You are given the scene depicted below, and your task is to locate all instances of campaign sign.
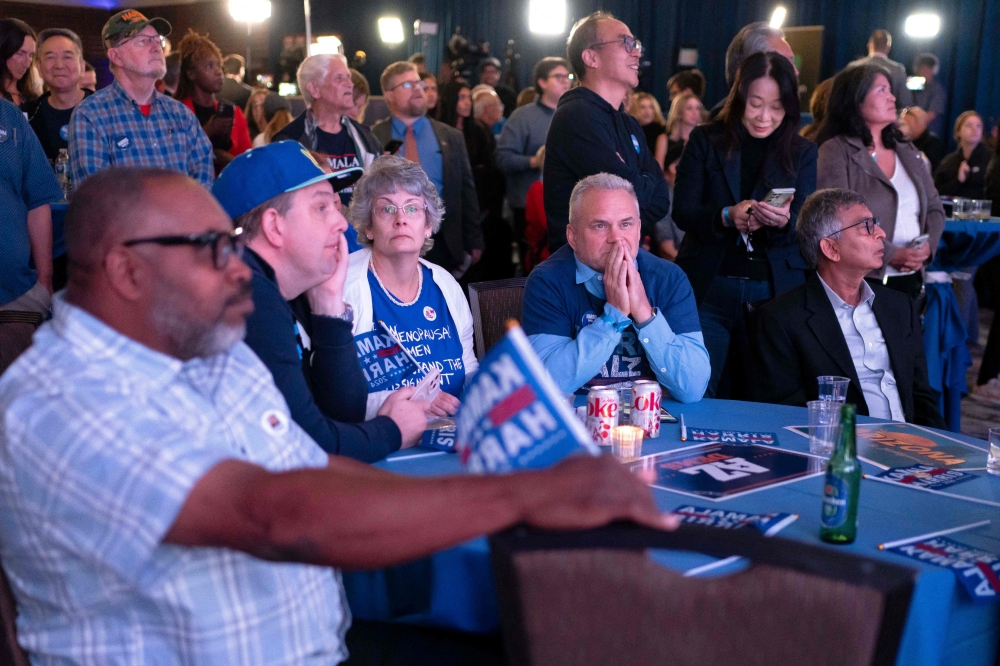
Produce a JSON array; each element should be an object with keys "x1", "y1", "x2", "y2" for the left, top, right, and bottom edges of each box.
[
  {"x1": 886, "y1": 537, "x2": 1000, "y2": 604},
  {"x1": 456, "y1": 325, "x2": 599, "y2": 473},
  {"x1": 421, "y1": 426, "x2": 457, "y2": 452},
  {"x1": 785, "y1": 423, "x2": 987, "y2": 469},
  {"x1": 876, "y1": 465, "x2": 977, "y2": 491},
  {"x1": 689, "y1": 429, "x2": 777, "y2": 445},
  {"x1": 629, "y1": 443, "x2": 825, "y2": 501},
  {"x1": 354, "y1": 329, "x2": 419, "y2": 392},
  {"x1": 674, "y1": 505, "x2": 798, "y2": 536}
]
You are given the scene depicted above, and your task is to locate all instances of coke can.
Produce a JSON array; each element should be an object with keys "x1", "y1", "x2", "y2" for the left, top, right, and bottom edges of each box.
[
  {"x1": 586, "y1": 387, "x2": 619, "y2": 445},
  {"x1": 631, "y1": 380, "x2": 661, "y2": 439}
]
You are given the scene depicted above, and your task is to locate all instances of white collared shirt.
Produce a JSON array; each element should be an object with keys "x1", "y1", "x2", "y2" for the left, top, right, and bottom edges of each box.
[{"x1": 818, "y1": 275, "x2": 906, "y2": 421}]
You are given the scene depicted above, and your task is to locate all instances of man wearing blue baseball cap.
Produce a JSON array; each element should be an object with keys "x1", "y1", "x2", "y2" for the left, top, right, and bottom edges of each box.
[{"x1": 213, "y1": 141, "x2": 426, "y2": 460}]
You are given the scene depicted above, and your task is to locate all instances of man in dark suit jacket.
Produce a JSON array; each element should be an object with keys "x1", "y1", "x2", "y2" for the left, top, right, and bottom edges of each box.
[
  {"x1": 751, "y1": 188, "x2": 946, "y2": 428},
  {"x1": 371, "y1": 61, "x2": 482, "y2": 274}
]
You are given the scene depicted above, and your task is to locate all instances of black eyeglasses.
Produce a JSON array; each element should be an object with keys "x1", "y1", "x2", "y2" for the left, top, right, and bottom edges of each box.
[
  {"x1": 824, "y1": 217, "x2": 881, "y2": 238},
  {"x1": 587, "y1": 35, "x2": 642, "y2": 55},
  {"x1": 123, "y1": 227, "x2": 245, "y2": 270},
  {"x1": 387, "y1": 79, "x2": 426, "y2": 92}
]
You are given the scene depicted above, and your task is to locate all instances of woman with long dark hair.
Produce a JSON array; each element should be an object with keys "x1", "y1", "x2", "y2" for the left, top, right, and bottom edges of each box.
[
  {"x1": 438, "y1": 80, "x2": 512, "y2": 279},
  {"x1": 1, "y1": 19, "x2": 38, "y2": 108},
  {"x1": 673, "y1": 51, "x2": 817, "y2": 398},
  {"x1": 816, "y1": 63, "x2": 944, "y2": 299}
]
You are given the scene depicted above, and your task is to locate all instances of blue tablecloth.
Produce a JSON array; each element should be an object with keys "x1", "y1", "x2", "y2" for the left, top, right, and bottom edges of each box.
[
  {"x1": 922, "y1": 220, "x2": 1000, "y2": 431},
  {"x1": 344, "y1": 398, "x2": 1000, "y2": 666}
]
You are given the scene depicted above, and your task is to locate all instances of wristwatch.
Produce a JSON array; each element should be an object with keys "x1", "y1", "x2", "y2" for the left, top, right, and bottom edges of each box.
[{"x1": 329, "y1": 303, "x2": 354, "y2": 324}]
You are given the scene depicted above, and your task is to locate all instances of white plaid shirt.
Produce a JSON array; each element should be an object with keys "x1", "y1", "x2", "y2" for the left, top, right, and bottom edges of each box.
[{"x1": 0, "y1": 297, "x2": 349, "y2": 665}]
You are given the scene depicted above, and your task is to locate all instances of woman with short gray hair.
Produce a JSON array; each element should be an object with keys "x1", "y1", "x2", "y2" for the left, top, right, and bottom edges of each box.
[{"x1": 343, "y1": 156, "x2": 478, "y2": 420}]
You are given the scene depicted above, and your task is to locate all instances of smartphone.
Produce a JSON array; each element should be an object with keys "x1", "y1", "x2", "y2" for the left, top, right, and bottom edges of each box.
[
  {"x1": 216, "y1": 102, "x2": 235, "y2": 119},
  {"x1": 908, "y1": 234, "x2": 930, "y2": 248},
  {"x1": 411, "y1": 367, "x2": 442, "y2": 403},
  {"x1": 384, "y1": 139, "x2": 404, "y2": 155},
  {"x1": 762, "y1": 188, "x2": 795, "y2": 207}
]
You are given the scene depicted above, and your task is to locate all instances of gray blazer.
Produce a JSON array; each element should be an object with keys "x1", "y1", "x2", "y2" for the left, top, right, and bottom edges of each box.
[
  {"x1": 371, "y1": 117, "x2": 483, "y2": 271},
  {"x1": 817, "y1": 134, "x2": 945, "y2": 279}
]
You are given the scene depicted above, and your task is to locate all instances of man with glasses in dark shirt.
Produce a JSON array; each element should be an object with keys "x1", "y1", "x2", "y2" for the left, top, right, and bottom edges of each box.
[
  {"x1": 751, "y1": 188, "x2": 945, "y2": 427},
  {"x1": 544, "y1": 11, "x2": 669, "y2": 252},
  {"x1": 371, "y1": 62, "x2": 482, "y2": 276}
]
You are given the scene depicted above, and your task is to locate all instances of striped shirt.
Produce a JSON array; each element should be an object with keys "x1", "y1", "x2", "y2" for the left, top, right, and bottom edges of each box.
[
  {"x1": 0, "y1": 296, "x2": 350, "y2": 664},
  {"x1": 68, "y1": 80, "x2": 214, "y2": 188}
]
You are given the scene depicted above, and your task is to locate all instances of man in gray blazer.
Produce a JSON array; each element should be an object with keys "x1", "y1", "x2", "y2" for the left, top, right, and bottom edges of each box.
[
  {"x1": 371, "y1": 61, "x2": 483, "y2": 275},
  {"x1": 848, "y1": 30, "x2": 912, "y2": 109}
]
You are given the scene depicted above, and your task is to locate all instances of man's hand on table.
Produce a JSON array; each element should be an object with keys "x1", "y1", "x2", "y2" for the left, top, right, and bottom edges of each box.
[
  {"x1": 518, "y1": 454, "x2": 680, "y2": 532},
  {"x1": 378, "y1": 387, "x2": 429, "y2": 448}
]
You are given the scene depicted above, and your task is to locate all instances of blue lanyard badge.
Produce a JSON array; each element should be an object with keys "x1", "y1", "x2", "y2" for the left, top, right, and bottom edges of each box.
[{"x1": 631, "y1": 134, "x2": 641, "y2": 154}]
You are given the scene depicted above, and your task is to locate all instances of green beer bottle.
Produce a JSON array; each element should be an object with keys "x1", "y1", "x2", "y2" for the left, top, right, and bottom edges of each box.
[{"x1": 820, "y1": 403, "x2": 860, "y2": 544}]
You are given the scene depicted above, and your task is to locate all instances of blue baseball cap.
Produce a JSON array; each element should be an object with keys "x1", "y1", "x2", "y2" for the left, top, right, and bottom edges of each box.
[{"x1": 212, "y1": 141, "x2": 362, "y2": 220}]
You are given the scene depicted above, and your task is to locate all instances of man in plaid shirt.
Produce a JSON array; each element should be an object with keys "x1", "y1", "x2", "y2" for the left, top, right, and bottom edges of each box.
[
  {"x1": 68, "y1": 9, "x2": 212, "y2": 189},
  {"x1": 0, "y1": 166, "x2": 675, "y2": 663}
]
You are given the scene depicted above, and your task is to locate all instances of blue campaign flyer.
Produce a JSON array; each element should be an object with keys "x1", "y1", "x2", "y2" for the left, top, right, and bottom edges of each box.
[
  {"x1": 421, "y1": 426, "x2": 457, "y2": 452},
  {"x1": 456, "y1": 325, "x2": 599, "y2": 473},
  {"x1": 876, "y1": 465, "x2": 977, "y2": 491},
  {"x1": 674, "y1": 505, "x2": 798, "y2": 536},
  {"x1": 689, "y1": 428, "x2": 778, "y2": 445},
  {"x1": 354, "y1": 329, "x2": 418, "y2": 393},
  {"x1": 887, "y1": 537, "x2": 1000, "y2": 604},
  {"x1": 629, "y1": 443, "x2": 826, "y2": 501}
]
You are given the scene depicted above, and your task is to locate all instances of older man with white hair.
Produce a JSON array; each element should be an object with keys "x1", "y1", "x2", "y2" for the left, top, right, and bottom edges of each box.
[
  {"x1": 522, "y1": 173, "x2": 710, "y2": 400},
  {"x1": 274, "y1": 52, "x2": 382, "y2": 208},
  {"x1": 751, "y1": 188, "x2": 945, "y2": 427}
]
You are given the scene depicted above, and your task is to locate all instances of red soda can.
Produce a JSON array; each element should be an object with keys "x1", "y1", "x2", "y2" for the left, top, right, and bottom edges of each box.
[
  {"x1": 631, "y1": 380, "x2": 661, "y2": 439},
  {"x1": 586, "y1": 387, "x2": 619, "y2": 445}
]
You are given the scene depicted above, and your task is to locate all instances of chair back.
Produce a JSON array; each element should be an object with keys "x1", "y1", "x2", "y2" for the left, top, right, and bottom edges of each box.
[
  {"x1": 491, "y1": 522, "x2": 915, "y2": 666},
  {"x1": 0, "y1": 563, "x2": 29, "y2": 666},
  {"x1": 0, "y1": 312, "x2": 42, "y2": 377},
  {"x1": 467, "y1": 279, "x2": 527, "y2": 359}
]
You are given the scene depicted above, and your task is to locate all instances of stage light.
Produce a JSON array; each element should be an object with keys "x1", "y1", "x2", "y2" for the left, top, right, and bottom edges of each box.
[
  {"x1": 769, "y1": 6, "x2": 787, "y2": 29},
  {"x1": 529, "y1": 0, "x2": 567, "y2": 35},
  {"x1": 309, "y1": 35, "x2": 343, "y2": 56},
  {"x1": 379, "y1": 17, "x2": 405, "y2": 44},
  {"x1": 229, "y1": 0, "x2": 271, "y2": 24},
  {"x1": 904, "y1": 12, "x2": 940, "y2": 38}
]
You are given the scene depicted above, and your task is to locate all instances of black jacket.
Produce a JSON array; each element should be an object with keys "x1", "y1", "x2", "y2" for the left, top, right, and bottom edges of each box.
[
  {"x1": 543, "y1": 86, "x2": 669, "y2": 251},
  {"x1": 371, "y1": 117, "x2": 483, "y2": 271},
  {"x1": 242, "y1": 249, "x2": 402, "y2": 461},
  {"x1": 672, "y1": 122, "x2": 817, "y2": 304},
  {"x1": 750, "y1": 273, "x2": 946, "y2": 428},
  {"x1": 274, "y1": 111, "x2": 384, "y2": 161},
  {"x1": 934, "y1": 142, "x2": 992, "y2": 199}
]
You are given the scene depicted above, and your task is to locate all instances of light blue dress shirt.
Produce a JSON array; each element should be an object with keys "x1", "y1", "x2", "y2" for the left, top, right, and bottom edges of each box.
[
  {"x1": 818, "y1": 275, "x2": 905, "y2": 421},
  {"x1": 0, "y1": 296, "x2": 349, "y2": 664},
  {"x1": 528, "y1": 256, "x2": 710, "y2": 402},
  {"x1": 390, "y1": 115, "x2": 444, "y2": 196}
]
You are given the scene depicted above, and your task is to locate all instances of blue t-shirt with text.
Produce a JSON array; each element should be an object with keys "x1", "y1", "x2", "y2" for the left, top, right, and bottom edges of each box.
[
  {"x1": 355, "y1": 265, "x2": 467, "y2": 396},
  {"x1": 521, "y1": 245, "x2": 701, "y2": 389}
]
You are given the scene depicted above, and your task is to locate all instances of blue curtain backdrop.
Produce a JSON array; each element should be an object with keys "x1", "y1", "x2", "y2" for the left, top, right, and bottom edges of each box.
[{"x1": 270, "y1": 0, "x2": 1000, "y2": 144}]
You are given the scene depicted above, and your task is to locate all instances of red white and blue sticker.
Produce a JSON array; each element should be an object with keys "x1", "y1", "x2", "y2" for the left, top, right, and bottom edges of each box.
[
  {"x1": 876, "y1": 465, "x2": 977, "y2": 491},
  {"x1": 674, "y1": 505, "x2": 798, "y2": 536},
  {"x1": 689, "y1": 428, "x2": 777, "y2": 446},
  {"x1": 886, "y1": 537, "x2": 1000, "y2": 604}
]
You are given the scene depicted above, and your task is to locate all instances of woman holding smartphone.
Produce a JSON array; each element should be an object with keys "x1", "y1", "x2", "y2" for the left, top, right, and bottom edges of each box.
[
  {"x1": 673, "y1": 51, "x2": 817, "y2": 398},
  {"x1": 815, "y1": 63, "x2": 944, "y2": 299}
]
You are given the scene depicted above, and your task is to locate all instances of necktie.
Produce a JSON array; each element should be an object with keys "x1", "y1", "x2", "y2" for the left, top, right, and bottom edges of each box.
[{"x1": 404, "y1": 124, "x2": 421, "y2": 165}]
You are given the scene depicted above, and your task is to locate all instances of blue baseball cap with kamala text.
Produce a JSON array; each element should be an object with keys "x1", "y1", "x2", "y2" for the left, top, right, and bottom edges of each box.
[{"x1": 212, "y1": 141, "x2": 362, "y2": 220}]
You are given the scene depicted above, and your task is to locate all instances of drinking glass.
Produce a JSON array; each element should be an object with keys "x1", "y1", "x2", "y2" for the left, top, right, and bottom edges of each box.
[
  {"x1": 973, "y1": 199, "x2": 993, "y2": 220},
  {"x1": 817, "y1": 376, "x2": 849, "y2": 403},
  {"x1": 988, "y1": 428, "x2": 1000, "y2": 476},
  {"x1": 808, "y1": 400, "x2": 842, "y2": 456},
  {"x1": 952, "y1": 198, "x2": 971, "y2": 220}
]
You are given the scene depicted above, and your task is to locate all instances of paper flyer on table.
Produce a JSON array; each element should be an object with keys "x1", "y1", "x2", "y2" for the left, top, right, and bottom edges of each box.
[
  {"x1": 674, "y1": 505, "x2": 798, "y2": 535},
  {"x1": 688, "y1": 428, "x2": 778, "y2": 445},
  {"x1": 628, "y1": 442, "x2": 825, "y2": 501},
  {"x1": 456, "y1": 324, "x2": 599, "y2": 473},
  {"x1": 876, "y1": 465, "x2": 977, "y2": 491},
  {"x1": 886, "y1": 537, "x2": 1000, "y2": 604},
  {"x1": 784, "y1": 422, "x2": 987, "y2": 469}
]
